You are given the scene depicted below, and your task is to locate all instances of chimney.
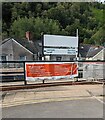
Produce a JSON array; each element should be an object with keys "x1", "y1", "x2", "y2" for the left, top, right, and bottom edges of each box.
[{"x1": 26, "y1": 31, "x2": 31, "y2": 41}]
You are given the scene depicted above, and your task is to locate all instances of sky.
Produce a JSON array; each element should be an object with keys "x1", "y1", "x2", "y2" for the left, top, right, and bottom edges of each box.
[{"x1": 97, "y1": 0, "x2": 105, "y2": 3}]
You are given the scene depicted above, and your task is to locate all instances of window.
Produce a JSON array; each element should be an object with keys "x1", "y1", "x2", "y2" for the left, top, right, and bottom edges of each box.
[
  {"x1": 19, "y1": 56, "x2": 26, "y2": 61},
  {"x1": 1, "y1": 55, "x2": 7, "y2": 61},
  {"x1": 56, "y1": 56, "x2": 62, "y2": 61},
  {"x1": 70, "y1": 58, "x2": 74, "y2": 61},
  {"x1": 0, "y1": 55, "x2": 8, "y2": 68},
  {"x1": 45, "y1": 56, "x2": 50, "y2": 60}
]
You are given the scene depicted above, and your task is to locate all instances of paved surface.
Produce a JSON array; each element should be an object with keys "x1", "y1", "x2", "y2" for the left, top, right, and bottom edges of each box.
[
  {"x1": 1, "y1": 84, "x2": 104, "y2": 108},
  {"x1": 2, "y1": 99, "x2": 103, "y2": 118},
  {"x1": 1, "y1": 84, "x2": 105, "y2": 119}
]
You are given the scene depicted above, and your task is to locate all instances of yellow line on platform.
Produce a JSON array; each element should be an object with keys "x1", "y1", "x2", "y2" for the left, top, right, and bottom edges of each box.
[{"x1": 2, "y1": 96, "x2": 103, "y2": 108}]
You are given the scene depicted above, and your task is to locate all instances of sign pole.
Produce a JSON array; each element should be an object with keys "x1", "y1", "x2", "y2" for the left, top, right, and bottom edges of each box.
[
  {"x1": 41, "y1": 32, "x2": 44, "y2": 60},
  {"x1": 41, "y1": 32, "x2": 45, "y2": 83},
  {"x1": 76, "y1": 29, "x2": 79, "y2": 81}
]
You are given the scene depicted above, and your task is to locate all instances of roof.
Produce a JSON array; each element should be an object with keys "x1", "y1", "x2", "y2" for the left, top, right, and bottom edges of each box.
[
  {"x1": 1, "y1": 38, "x2": 104, "y2": 58},
  {"x1": 15, "y1": 38, "x2": 37, "y2": 54},
  {"x1": 34, "y1": 40, "x2": 42, "y2": 55},
  {"x1": 0, "y1": 38, "x2": 11, "y2": 45},
  {"x1": 1, "y1": 38, "x2": 38, "y2": 54},
  {"x1": 79, "y1": 44, "x2": 91, "y2": 58},
  {"x1": 79, "y1": 44, "x2": 104, "y2": 58},
  {"x1": 86, "y1": 46, "x2": 104, "y2": 58}
]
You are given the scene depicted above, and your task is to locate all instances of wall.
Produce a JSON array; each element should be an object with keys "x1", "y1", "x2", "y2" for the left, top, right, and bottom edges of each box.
[
  {"x1": 0, "y1": 39, "x2": 13, "y2": 61},
  {"x1": 1, "y1": 39, "x2": 35, "y2": 61},
  {"x1": 12, "y1": 40, "x2": 34, "y2": 61},
  {"x1": 92, "y1": 49, "x2": 104, "y2": 60}
]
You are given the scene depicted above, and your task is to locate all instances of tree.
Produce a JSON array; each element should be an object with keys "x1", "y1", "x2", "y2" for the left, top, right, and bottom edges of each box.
[
  {"x1": 2, "y1": 3, "x2": 14, "y2": 37},
  {"x1": 10, "y1": 17, "x2": 61, "y2": 40},
  {"x1": 32, "y1": 17, "x2": 61, "y2": 39},
  {"x1": 90, "y1": 27, "x2": 105, "y2": 45},
  {"x1": 10, "y1": 17, "x2": 34, "y2": 39},
  {"x1": 2, "y1": 2, "x2": 104, "y2": 45}
]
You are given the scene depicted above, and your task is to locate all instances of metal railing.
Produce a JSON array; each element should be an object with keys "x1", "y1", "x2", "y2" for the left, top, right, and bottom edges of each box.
[
  {"x1": 0, "y1": 60, "x2": 105, "y2": 85},
  {"x1": 0, "y1": 61, "x2": 25, "y2": 83}
]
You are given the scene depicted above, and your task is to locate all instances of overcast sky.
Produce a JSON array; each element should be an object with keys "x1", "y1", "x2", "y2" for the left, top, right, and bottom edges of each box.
[{"x1": 97, "y1": 0, "x2": 105, "y2": 3}]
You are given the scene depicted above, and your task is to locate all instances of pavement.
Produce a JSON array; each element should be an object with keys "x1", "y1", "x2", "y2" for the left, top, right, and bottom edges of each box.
[{"x1": 1, "y1": 84, "x2": 104, "y2": 108}]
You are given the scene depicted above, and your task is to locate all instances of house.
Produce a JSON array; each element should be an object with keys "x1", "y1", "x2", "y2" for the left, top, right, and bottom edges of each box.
[
  {"x1": 86, "y1": 46, "x2": 105, "y2": 60},
  {"x1": 79, "y1": 44, "x2": 91, "y2": 60},
  {"x1": 1, "y1": 38, "x2": 105, "y2": 62},
  {"x1": 78, "y1": 44, "x2": 105, "y2": 79},
  {"x1": 79, "y1": 44, "x2": 105, "y2": 60},
  {"x1": 47, "y1": 44, "x2": 105, "y2": 61},
  {"x1": 85, "y1": 46, "x2": 105, "y2": 80},
  {"x1": 0, "y1": 38, "x2": 38, "y2": 61},
  {"x1": 1, "y1": 38, "x2": 105, "y2": 80}
]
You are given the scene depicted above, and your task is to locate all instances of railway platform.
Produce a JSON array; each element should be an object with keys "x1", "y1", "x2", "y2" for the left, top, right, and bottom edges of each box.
[{"x1": 1, "y1": 84, "x2": 104, "y2": 108}]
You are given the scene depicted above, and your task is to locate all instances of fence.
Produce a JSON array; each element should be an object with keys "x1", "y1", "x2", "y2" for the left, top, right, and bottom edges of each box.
[
  {"x1": 0, "y1": 60, "x2": 105, "y2": 84},
  {"x1": 0, "y1": 61, "x2": 25, "y2": 82},
  {"x1": 82, "y1": 61, "x2": 105, "y2": 81}
]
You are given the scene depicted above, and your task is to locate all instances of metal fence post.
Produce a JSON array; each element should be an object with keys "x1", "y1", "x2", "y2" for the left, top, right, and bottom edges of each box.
[
  {"x1": 24, "y1": 61, "x2": 27, "y2": 85},
  {"x1": 43, "y1": 80, "x2": 45, "y2": 84}
]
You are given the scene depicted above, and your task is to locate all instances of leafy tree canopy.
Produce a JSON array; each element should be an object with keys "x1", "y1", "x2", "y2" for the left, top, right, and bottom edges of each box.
[{"x1": 2, "y1": 2, "x2": 104, "y2": 45}]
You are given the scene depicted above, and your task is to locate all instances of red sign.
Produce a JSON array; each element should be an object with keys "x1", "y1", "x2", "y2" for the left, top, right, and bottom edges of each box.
[{"x1": 25, "y1": 62, "x2": 78, "y2": 81}]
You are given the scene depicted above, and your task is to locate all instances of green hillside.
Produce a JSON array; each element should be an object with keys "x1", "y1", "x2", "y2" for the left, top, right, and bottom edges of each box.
[
  {"x1": 2, "y1": 2, "x2": 104, "y2": 45},
  {"x1": 92, "y1": 8, "x2": 103, "y2": 23}
]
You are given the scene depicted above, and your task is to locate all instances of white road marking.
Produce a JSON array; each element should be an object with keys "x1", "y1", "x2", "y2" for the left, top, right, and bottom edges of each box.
[
  {"x1": 92, "y1": 96, "x2": 105, "y2": 105},
  {"x1": 86, "y1": 90, "x2": 105, "y2": 104}
]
